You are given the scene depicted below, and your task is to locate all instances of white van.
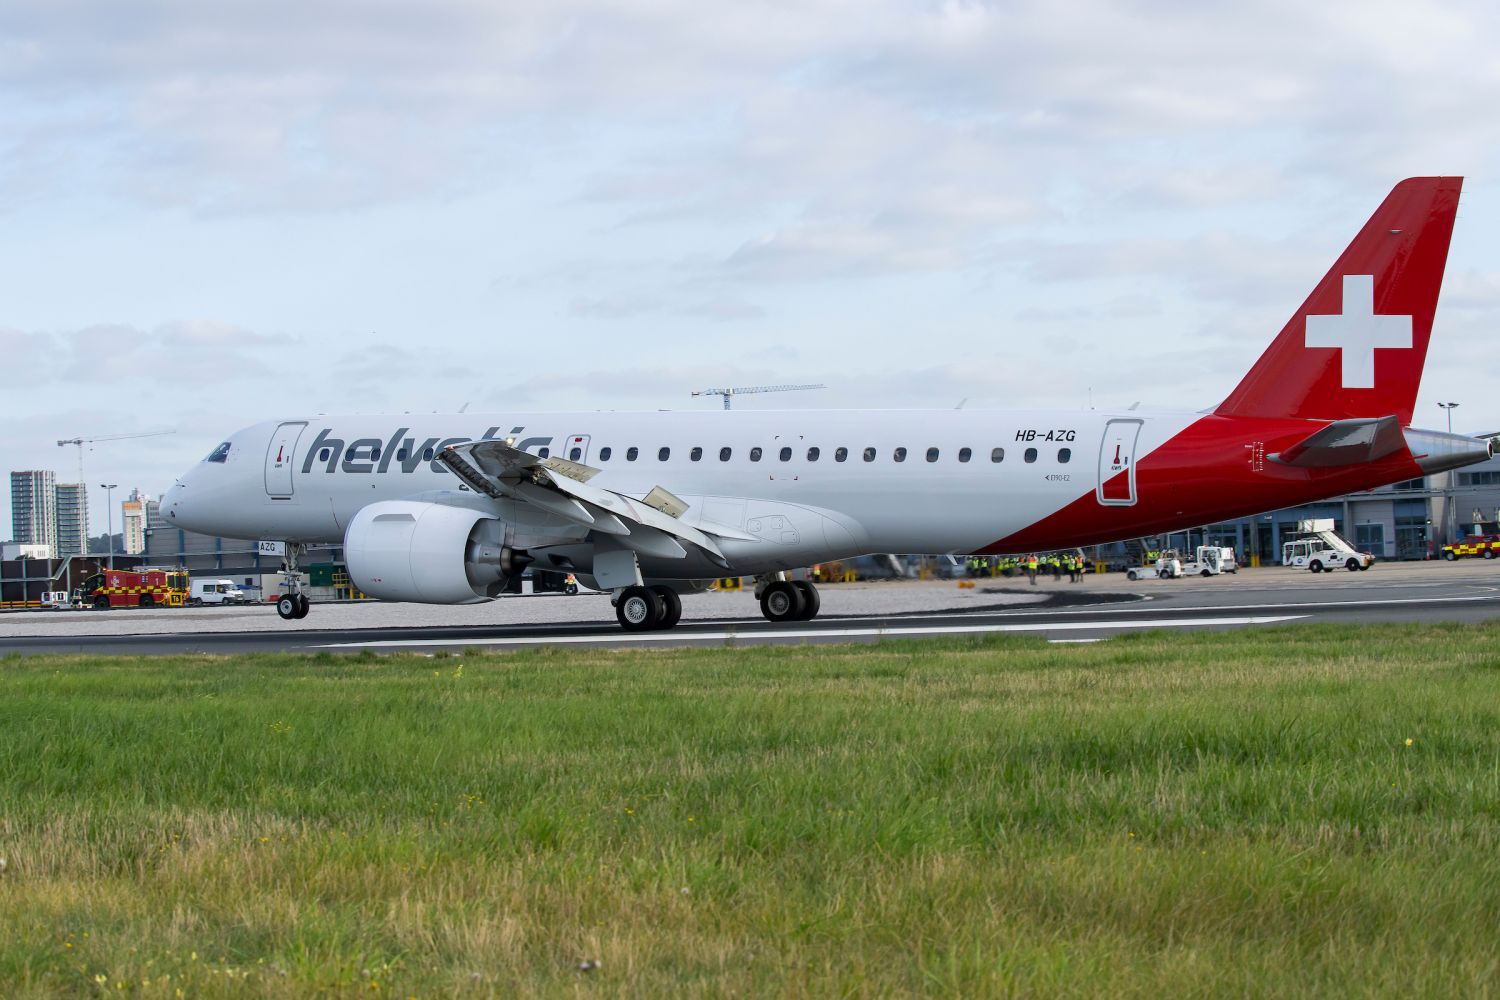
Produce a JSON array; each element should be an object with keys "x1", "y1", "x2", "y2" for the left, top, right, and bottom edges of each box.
[{"x1": 189, "y1": 579, "x2": 250, "y2": 606}]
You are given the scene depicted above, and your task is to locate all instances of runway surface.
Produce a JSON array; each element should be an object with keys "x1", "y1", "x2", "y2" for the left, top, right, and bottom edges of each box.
[{"x1": 3, "y1": 561, "x2": 1498, "y2": 656}]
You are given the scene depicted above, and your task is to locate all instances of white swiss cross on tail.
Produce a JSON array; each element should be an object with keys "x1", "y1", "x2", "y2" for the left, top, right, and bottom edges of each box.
[{"x1": 1304, "y1": 274, "x2": 1413, "y2": 389}]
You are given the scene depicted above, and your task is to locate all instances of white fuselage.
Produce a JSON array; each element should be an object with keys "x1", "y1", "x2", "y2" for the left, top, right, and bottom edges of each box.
[{"x1": 164, "y1": 408, "x2": 1194, "y2": 579}]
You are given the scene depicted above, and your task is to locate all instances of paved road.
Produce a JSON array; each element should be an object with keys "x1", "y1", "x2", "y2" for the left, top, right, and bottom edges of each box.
[{"x1": 3, "y1": 562, "x2": 1497, "y2": 656}]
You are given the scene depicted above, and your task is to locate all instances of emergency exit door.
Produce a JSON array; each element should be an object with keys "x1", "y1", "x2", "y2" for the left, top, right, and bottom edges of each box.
[
  {"x1": 265, "y1": 422, "x2": 306, "y2": 498},
  {"x1": 1097, "y1": 419, "x2": 1143, "y2": 506},
  {"x1": 562, "y1": 434, "x2": 591, "y2": 463}
]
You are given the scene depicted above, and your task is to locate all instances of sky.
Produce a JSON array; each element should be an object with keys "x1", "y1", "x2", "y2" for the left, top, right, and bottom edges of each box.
[{"x1": 3, "y1": 0, "x2": 1500, "y2": 538}]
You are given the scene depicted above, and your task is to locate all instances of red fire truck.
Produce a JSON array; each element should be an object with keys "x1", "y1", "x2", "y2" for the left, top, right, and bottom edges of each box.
[{"x1": 83, "y1": 568, "x2": 190, "y2": 609}]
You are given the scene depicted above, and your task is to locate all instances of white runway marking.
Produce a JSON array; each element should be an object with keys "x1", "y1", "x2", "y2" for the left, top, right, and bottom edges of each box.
[{"x1": 317, "y1": 615, "x2": 1308, "y2": 650}]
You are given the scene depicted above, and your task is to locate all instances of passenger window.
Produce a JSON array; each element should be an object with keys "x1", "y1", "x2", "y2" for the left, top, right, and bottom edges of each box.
[
  {"x1": 958, "y1": 447, "x2": 972, "y2": 463},
  {"x1": 991, "y1": 447, "x2": 1004, "y2": 463},
  {"x1": 719, "y1": 447, "x2": 732, "y2": 461},
  {"x1": 569, "y1": 447, "x2": 582, "y2": 461},
  {"x1": 926, "y1": 447, "x2": 939, "y2": 462},
  {"x1": 371, "y1": 446, "x2": 382, "y2": 461},
  {"x1": 627, "y1": 447, "x2": 639, "y2": 461},
  {"x1": 397, "y1": 447, "x2": 409, "y2": 462},
  {"x1": 658, "y1": 447, "x2": 670, "y2": 461},
  {"x1": 893, "y1": 447, "x2": 907, "y2": 463},
  {"x1": 320, "y1": 448, "x2": 331, "y2": 462},
  {"x1": 1059, "y1": 448, "x2": 1071, "y2": 463},
  {"x1": 600, "y1": 446, "x2": 613, "y2": 461},
  {"x1": 538, "y1": 447, "x2": 550, "y2": 458},
  {"x1": 779, "y1": 447, "x2": 792, "y2": 462},
  {"x1": 835, "y1": 447, "x2": 848, "y2": 462},
  {"x1": 424, "y1": 447, "x2": 435, "y2": 461},
  {"x1": 1024, "y1": 448, "x2": 1037, "y2": 463},
  {"x1": 690, "y1": 447, "x2": 703, "y2": 462},
  {"x1": 807, "y1": 447, "x2": 820, "y2": 461},
  {"x1": 863, "y1": 447, "x2": 876, "y2": 462},
  {"x1": 750, "y1": 447, "x2": 763, "y2": 462}
]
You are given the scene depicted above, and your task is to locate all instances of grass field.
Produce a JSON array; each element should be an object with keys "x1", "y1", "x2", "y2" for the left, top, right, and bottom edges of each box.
[{"x1": 2, "y1": 624, "x2": 1499, "y2": 996}]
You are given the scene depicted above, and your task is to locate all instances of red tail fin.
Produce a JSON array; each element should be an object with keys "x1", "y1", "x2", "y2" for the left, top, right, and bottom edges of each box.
[{"x1": 1216, "y1": 176, "x2": 1461, "y2": 425}]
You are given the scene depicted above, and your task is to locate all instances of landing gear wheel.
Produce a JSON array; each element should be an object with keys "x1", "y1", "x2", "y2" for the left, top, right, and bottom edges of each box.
[
  {"x1": 277, "y1": 594, "x2": 299, "y2": 620},
  {"x1": 760, "y1": 581, "x2": 805, "y2": 623},
  {"x1": 791, "y1": 581, "x2": 821, "y2": 620},
  {"x1": 294, "y1": 594, "x2": 311, "y2": 619},
  {"x1": 650, "y1": 586, "x2": 682, "y2": 629},
  {"x1": 616, "y1": 586, "x2": 662, "y2": 632}
]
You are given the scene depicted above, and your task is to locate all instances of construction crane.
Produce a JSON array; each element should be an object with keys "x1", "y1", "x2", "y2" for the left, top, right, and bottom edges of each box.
[
  {"x1": 691, "y1": 383, "x2": 827, "y2": 410},
  {"x1": 56, "y1": 430, "x2": 176, "y2": 545}
]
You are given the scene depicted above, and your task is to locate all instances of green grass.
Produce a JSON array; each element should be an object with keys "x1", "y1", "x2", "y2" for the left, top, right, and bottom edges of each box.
[{"x1": 2, "y1": 624, "x2": 1500, "y2": 996}]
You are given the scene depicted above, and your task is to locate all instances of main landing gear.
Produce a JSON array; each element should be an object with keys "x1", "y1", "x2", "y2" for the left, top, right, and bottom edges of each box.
[
  {"x1": 757, "y1": 577, "x2": 820, "y2": 623},
  {"x1": 275, "y1": 542, "x2": 312, "y2": 621},
  {"x1": 614, "y1": 585, "x2": 683, "y2": 632}
]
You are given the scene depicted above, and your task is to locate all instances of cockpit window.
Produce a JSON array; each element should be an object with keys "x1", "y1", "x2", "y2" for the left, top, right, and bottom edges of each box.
[{"x1": 205, "y1": 442, "x2": 231, "y2": 463}]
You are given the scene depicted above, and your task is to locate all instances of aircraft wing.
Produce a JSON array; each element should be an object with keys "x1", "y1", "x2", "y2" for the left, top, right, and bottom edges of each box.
[
  {"x1": 1270, "y1": 415, "x2": 1406, "y2": 468},
  {"x1": 438, "y1": 439, "x2": 755, "y2": 566}
]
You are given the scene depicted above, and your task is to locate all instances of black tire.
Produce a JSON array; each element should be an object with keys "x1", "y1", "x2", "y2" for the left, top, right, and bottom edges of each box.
[
  {"x1": 650, "y1": 586, "x2": 682, "y2": 629},
  {"x1": 294, "y1": 594, "x2": 311, "y2": 619},
  {"x1": 615, "y1": 586, "x2": 661, "y2": 631},
  {"x1": 1201, "y1": 569, "x2": 1211, "y2": 577},
  {"x1": 139, "y1": 594, "x2": 154, "y2": 608},
  {"x1": 189, "y1": 598, "x2": 202, "y2": 607},
  {"x1": 276, "y1": 595, "x2": 299, "y2": 620},
  {"x1": 792, "y1": 581, "x2": 821, "y2": 620},
  {"x1": 1445, "y1": 551, "x2": 1457, "y2": 561},
  {"x1": 1346, "y1": 558, "x2": 1359, "y2": 572},
  {"x1": 1310, "y1": 561, "x2": 1323, "y2": 573},
  {"x1": 94, "y1": 596, "x2": 110, "y2": 610},
  {"x1": 1126, "y1": 570, "x2": 1139, "y2": 582},
  {"x1": 759, "y1": 581, "x2": 805, "y2": 622},
  {"x1": 1486, "y1": 550, "x2": 1496, "y2": 560}
]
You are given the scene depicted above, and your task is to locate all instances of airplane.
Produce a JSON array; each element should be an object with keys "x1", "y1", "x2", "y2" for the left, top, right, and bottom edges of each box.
[{"x1": 163, "y1": 176, "x2": 1491, "y2": 630}]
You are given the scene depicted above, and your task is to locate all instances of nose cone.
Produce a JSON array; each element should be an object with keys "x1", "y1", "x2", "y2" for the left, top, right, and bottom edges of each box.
[{"x1": 163, "y1": 478, "x2": 210, "y2": 534}]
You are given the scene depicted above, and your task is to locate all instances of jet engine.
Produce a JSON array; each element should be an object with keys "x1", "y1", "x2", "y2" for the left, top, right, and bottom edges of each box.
[{"x1": 344, "y1": 500, "x2": 527, "y2": 604}]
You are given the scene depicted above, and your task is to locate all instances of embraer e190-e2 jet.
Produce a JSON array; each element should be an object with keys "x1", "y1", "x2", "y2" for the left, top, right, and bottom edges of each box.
[{"x1": 164, "y1": 177, "x2": 1489, "y2": 630}]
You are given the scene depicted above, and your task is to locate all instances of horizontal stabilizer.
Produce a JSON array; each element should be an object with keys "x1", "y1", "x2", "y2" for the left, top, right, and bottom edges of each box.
[{"x1": 1271, "y1": 416, "x2": 1405, "y2": 468}]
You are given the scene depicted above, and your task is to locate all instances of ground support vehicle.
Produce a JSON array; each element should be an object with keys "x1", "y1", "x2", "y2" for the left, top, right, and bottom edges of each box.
[
  {"x1": 84, "y1": 568, "x2": 190, "y2": 608},
  {"x1": 1281, "y1": 519, "x2": 1374, "y2": 572},
  {"x1": 1180, "y1": 545, "x2": 1236, "y2": 577},
  {"x1": 1442, "y1": 535, "x2": 1500, "y2": 560},
  {"x1": 189, "y1": 578, "x2": 251, "y2": 606},
  {"x1": 40, "y1": 590, "x2": 83, "y2": 610},
  {"x1": 1126, "y1": 551, "x2": 1184, "y2": 581}
]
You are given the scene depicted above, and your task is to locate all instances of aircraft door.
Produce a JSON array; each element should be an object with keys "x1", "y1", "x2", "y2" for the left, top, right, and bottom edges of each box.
[
  {"x1": 562, "y1": 434, "x2": 591, "y2": 464},
  {"x1": 265, "y1": 421, "x2": 307, "y2": 498},
  {"x1": 1097, "y1": 419, "x2": 1143, "y2": 506}
]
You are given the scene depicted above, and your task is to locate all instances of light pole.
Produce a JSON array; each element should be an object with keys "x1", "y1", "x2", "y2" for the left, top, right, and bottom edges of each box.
[
  {"x1": 1437, "y1": 403, "x2": 1460, "y2": 546},
  {"x1": 101, "y1": 483, "x2": 117, "y2": 569}
]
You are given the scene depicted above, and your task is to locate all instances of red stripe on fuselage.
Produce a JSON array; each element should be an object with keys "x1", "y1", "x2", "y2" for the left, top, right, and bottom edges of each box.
[{"x1": 979, "y1": 415, "x2": 1423, "y2": 553}]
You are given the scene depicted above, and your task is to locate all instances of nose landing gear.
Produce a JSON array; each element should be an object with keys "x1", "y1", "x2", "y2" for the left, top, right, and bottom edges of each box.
[{"x1": 275, "y1": 543, "x2": 312, "y2": 620}]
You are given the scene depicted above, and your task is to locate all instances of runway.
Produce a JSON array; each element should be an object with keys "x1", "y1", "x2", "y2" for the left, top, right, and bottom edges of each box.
[{"x1": 3, "y1": 561, "x2": 1497, "y2": 656}]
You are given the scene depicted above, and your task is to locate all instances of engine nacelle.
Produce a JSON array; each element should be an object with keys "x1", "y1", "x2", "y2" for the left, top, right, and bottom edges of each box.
[{"x1": 345, "y1": 500, "x2": 523, "y2": 604}]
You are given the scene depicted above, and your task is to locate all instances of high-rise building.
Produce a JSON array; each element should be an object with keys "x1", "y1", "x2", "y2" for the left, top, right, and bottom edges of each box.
[
  {"x1": 122, "y1": 489, "x2": 156, "y2": 555},
  {"x1": 10, "y1": 470, "x2": 58, "y2": 555},
  {"x1": 54, "y1": 482, "x2": 89, "y2": 558}
]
